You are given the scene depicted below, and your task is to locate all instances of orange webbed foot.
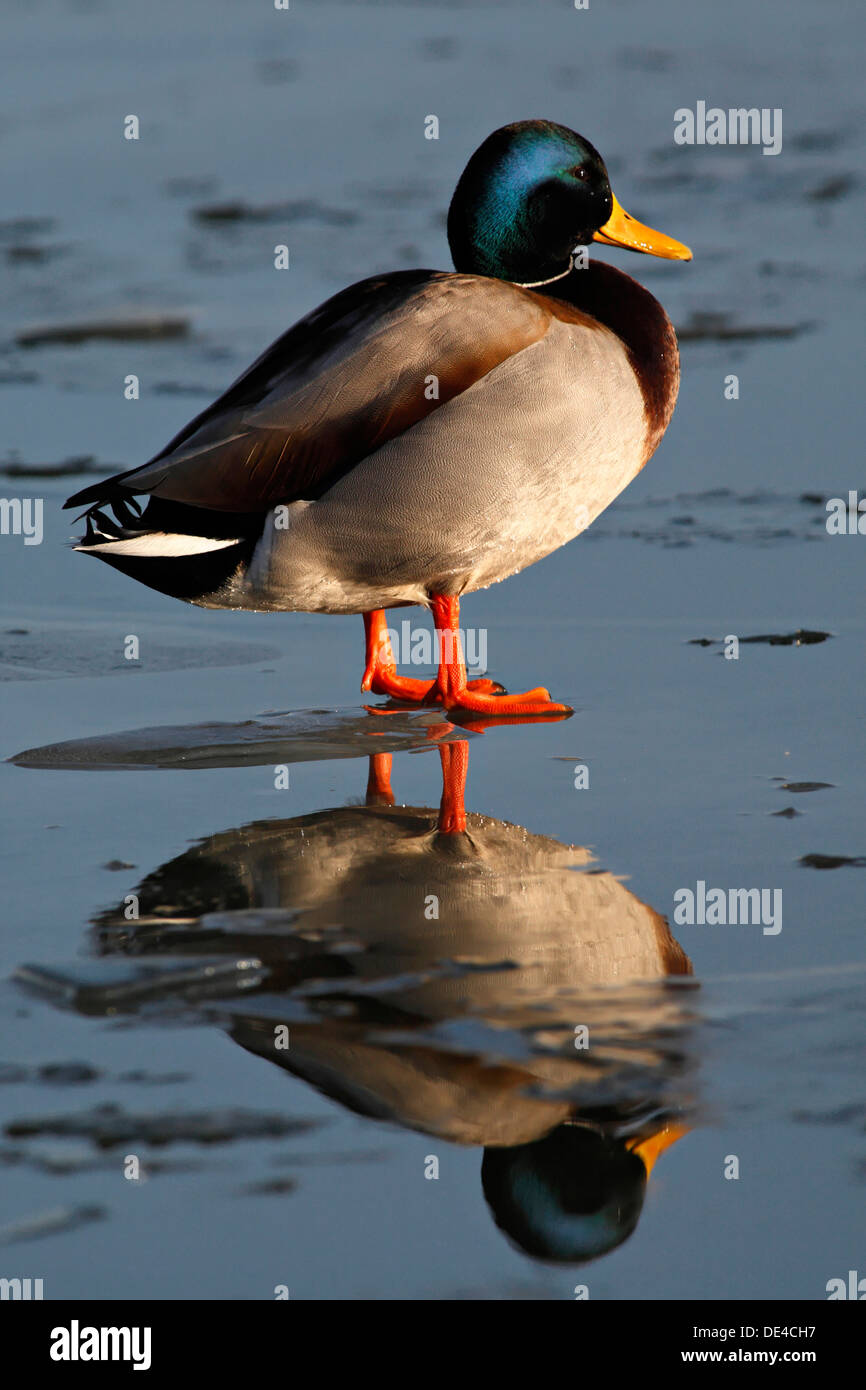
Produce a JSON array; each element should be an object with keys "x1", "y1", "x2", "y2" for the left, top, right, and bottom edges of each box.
[
  {"x1": 361, "y1": 668, "x2": 505, "y2": 706},
  {"x1": 441, "y1": 686, "x2": 572, "y2": 717},
  {"x1": 360, "y1": 665, "x2": 437, "y2": 702}
]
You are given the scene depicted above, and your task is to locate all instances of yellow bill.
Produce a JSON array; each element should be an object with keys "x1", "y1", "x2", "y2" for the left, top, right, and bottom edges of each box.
[
  {"x1": 594, "y1": 191, "x2": 692, "y2": 260},
  {"x1": 626, "y1": 1122, "x2": 690, "y2": 1175}
]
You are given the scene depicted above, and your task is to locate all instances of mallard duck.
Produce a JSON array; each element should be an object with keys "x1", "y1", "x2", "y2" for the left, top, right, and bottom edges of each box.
[{"x1": 66, "y1": 119, "x2": 691, "y2": 715}]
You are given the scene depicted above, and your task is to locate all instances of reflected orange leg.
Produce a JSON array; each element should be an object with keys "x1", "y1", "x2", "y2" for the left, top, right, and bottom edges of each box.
[
  {"x1": 360, "y1": 608, "x2": 504, "y2": 704},
  {"x1": 365, "y1": 752, "x2": 394, "y2": 805},
  {"x1": 430, "y1": 594, "x2": 572, "y2": 716},
  {"x1": 438, "y1": 741, "x2": 468, "y2": 835}
]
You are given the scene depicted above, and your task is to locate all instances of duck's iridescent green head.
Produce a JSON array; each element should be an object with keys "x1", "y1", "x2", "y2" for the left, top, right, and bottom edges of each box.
[{"x1": 447, "y1": 119, "x2": 691, "y2": 285}]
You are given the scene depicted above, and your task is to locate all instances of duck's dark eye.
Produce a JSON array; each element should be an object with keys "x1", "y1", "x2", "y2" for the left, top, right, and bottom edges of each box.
[{"x1": 568, "y1": 165, "x2": 589, "y2": 181}]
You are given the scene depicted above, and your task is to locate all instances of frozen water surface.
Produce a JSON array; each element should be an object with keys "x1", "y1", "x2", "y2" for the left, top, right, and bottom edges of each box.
[{"x1": 1, "y1": 0, "x2": 864, "y2": 1299}]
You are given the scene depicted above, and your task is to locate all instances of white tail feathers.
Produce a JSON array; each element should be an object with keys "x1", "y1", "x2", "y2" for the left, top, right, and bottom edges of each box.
[{"x1": 77, "y1": 533, "x2": 242, "y2": 557}]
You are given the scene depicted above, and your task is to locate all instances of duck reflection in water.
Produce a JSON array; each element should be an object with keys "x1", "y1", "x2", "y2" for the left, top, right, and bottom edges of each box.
[{"x1": 77, "y1": 736, "x2": 696, "y2": 1265}]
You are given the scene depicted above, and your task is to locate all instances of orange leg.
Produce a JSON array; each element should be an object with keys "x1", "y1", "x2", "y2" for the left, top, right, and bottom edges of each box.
[
  {"x1": 360, "y1": 609, "x2": 504, "y2": 704},
  {"x1": 438, "y1": 741, "x2": 468, "y2": 835},
  {"x1": 430, "y1": 594, "x2": 571, "y2": 715},
  {"x1": 361, "y1": 610, "x2": 436, "y2": 701},
  {"x1": 365, "y1": 752, "x2": 395, "y2": 805}
]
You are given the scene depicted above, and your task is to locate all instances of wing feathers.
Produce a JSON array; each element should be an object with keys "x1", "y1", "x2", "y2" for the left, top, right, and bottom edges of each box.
[{"x1": 66, "y1": 270, "x2": 550, "y2": 515}]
